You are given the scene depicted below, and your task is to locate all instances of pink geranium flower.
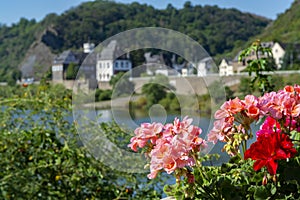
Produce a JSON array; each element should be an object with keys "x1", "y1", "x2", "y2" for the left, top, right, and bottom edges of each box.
[
  {"x1": 128, "y1": 122, "x2": 164, "y2": 151},
  {"x1": 256, "y1": 116, "x2": 280, "y2": 138},
  {"x1": 129, "y1": 116, "x2": 206, "y2": 179}
]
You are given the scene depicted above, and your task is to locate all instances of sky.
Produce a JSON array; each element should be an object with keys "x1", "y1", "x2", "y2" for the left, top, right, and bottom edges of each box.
[{"x1": 0, "y1": 0, "x2": 295, "y2": 26}]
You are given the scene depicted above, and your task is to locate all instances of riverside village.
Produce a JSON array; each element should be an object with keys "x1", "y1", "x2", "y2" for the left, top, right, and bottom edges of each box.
[{"x1": 43, "y1": 40, "x2": 296, "y2": 94}]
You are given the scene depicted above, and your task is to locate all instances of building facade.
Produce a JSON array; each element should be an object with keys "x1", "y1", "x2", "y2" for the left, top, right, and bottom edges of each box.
[
  {"x1": 272, "y1": 42, "x2": 285, "y2": 69},
  {"x1": 96, "y1": 40, "x2": 132, "y2": 82},
  {"x1": 51, "y1": 43, "x2": 97, "y2": 90},
  {"x1": 219, "y1": 59, "x2": 234, "y2": 76},
  {"x1": 52, "y1": 50, "x2": 78, "y2": 81}
]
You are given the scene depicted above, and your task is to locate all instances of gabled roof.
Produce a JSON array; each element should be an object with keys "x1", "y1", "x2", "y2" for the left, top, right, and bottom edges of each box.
[
  {"x1": 219, "y1": 58, "x2": 230, "y2": 65},
  {"x1": 53, "y1": 50, "x2": 78, "y2": 65}
]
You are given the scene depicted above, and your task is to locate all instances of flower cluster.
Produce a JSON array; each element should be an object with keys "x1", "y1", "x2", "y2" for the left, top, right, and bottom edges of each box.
[
  {"x1": 208, "y1": 85, "x2": 299, "y2": 175},
  {"x1": 244, "y1": 116, "x2": 297, "y2": 175},
  {"x1": 208, "y1": 95, "x2": 260, "y2": 155},
  {"x1": 128, "y1": 116, "x2": 206, "y2": 179}
]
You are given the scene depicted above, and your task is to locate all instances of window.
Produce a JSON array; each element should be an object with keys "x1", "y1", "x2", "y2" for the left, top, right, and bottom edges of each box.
[
  {"x1": 107, "y1": 63, "x2": 110, "y2": 68},
  {"x1": 115, "y1": 62, "x2": 118, "y2": 68},
  {"x1": 242, "y1": 59, "x2": 246, "y2": 66},
  {"x1": 107, "y1": 74, "x2": 110, "y2": 79},
  {"x1": 99, "y1": 74, "x2": 102, "y2": 79},
  {"x1": 121, "y1": 62, "x2": 124, "y2": 68}
]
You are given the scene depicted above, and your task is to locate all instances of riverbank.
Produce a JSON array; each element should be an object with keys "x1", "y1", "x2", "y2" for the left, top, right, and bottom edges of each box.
[{"x1": 83, "y1": 96, "x2": 139, "y2": 109}]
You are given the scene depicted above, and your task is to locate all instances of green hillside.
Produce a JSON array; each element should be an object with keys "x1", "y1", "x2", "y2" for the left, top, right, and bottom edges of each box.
[
  {"x1": 0, "y1": 0, "x2": 271, "y2": 82},
  {"x1": 259, "y1": 0, "x2": 300, "y2": 43}
]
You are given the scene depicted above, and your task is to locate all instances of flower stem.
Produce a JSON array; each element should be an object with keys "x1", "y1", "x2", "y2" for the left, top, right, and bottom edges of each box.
[{"x1": 190, "y1": 152, "x2": 219, "y2": 198}]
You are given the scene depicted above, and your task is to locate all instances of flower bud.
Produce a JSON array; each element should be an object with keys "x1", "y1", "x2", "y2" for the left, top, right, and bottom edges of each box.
[
  {"x1": 187, "y1": 173, "x2": 195, "y2": 184},
  {"x1": 262, "y1": 175, "x2": 268, "y2": 186},
  {"x1": 272, "y1": 175, "x2": 277, "y2": 183}
]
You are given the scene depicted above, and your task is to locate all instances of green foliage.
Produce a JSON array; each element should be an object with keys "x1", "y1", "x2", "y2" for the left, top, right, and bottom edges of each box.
[
  {"x1": 259, "y1": 0, "x2": 300, "y2": 43},
  {"x1": 159, "y1": 93, "x2": 180, "y2": 111},
  {"x1": 142, "y1": 83, "x2": 167, "y2": 108},
  {"x1": 131, "y1": 75, "x2": 183, "y2": 111},
  {"x1": 0, "y1": 84, "x2": 165, "y2": 199},
  {"x1": 130, "y1": 49, "x2": 146, "y2": 69},
  {"x1": 0, "y1": 18, "x2": 45, "y2": 82},
  {"x1": 141, "y1": 75, "x2": 172, "y2": 109},
  {"x1": 65, "y1": 63, "x2": 79, "y2": 80},
  {"x1": 95, "y1": 89, "x2": 112, "y2": 101},
  {"x1": 130, "y1": 96, "x2": 147, "y2": 109},
  {"x1": 239, "y1": 40, "x2": 276, "y2": 94}
]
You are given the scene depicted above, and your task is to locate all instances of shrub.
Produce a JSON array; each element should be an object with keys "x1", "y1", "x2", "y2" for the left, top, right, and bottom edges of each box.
[{"x1": 0, "y1": 84, "x2": 164, "y2": 199}]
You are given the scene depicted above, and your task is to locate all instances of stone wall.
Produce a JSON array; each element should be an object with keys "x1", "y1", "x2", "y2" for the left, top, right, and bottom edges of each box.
[{"x1": 131, "y1": 75, "x2": 242, "y2": 95}]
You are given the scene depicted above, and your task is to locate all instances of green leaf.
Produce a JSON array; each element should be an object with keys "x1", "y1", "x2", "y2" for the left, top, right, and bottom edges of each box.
[{"x1": 253, "y1": 185, "x2": 270, "y2": 200}]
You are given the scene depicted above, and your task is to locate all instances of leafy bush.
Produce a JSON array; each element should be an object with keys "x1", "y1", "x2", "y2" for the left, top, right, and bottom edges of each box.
[
  {"x1": 95, "y1": 89, "x2": 112, "y2": 101},
  {"x1": 0, "y1": 84, "x2": 165, "y2": 199},
  {"x1": 131, "y1": 96, "x2": 147, "y2": 109}
]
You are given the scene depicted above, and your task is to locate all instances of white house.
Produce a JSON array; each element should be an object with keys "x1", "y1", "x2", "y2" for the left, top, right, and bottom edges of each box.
[
  {"x1": 258, "y1": 41, "x2": 286, "y2": 69},
  {"x1": 96, "y1": 40, "x2": 132, "y2": 82},
  {"x1": 271, "y1": 42, "x2": 285, "y2": 69},
  {"x1": 219, "y1": 59, "x2": 234, "y2": 76}
]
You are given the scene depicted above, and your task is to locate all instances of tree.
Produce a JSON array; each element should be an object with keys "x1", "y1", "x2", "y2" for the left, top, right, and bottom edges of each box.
[
  {"x1": 141, "y1": 74, "x2": 175, "y2": 108},
  {"x1": 142, "y1": 83, "x2": 167, "y2": 108},
  {"x1": 65, "y1": 63, "x2": 79, "y2": 80},
  {"x1": 238, "y1": 40, "x2": 275, "y2": 94},
  {"x1": 11, "y1": 69, "x2": 22, "y2": 82}
]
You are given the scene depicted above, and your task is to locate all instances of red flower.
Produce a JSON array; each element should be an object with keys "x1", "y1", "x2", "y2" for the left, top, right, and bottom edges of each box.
[{"x1": 244, "y1": 131, "x2": 297, "y2": 175}]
